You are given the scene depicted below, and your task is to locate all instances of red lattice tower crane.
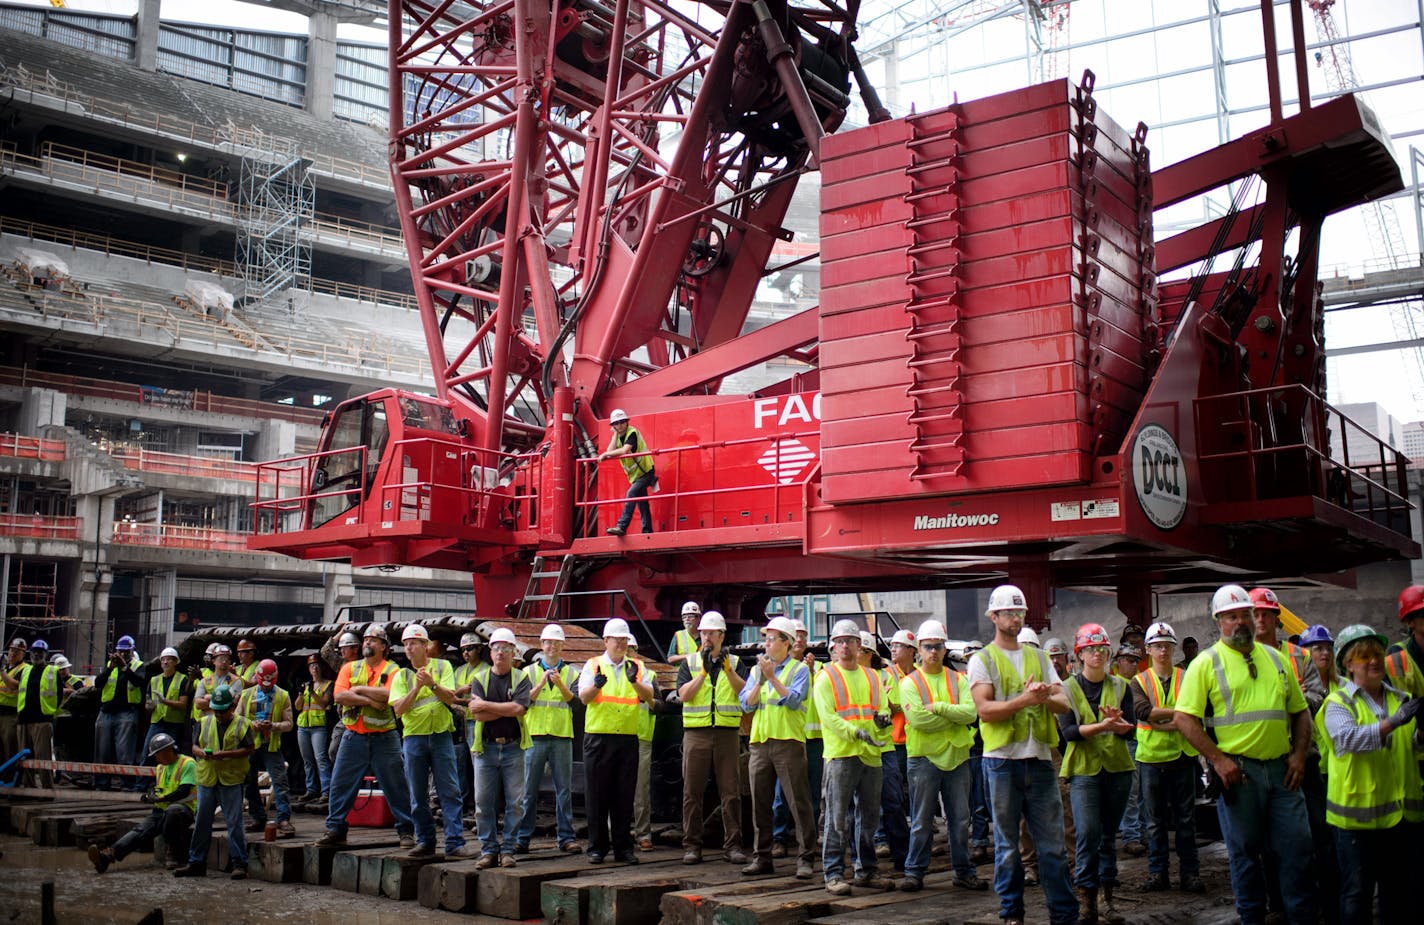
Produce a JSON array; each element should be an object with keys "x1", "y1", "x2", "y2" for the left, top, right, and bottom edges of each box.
[{"x1": 251, "y1": 0, "x2": 1414, "y2": 641}]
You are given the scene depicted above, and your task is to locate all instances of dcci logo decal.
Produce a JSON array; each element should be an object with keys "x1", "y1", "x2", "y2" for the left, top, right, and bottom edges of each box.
[
  {"x1": 913, "y1": 511, "x2": 1000, "y2": 531},
  {"x1": 1132, "y1": 424, "x2": 1186, "y2": 530}
]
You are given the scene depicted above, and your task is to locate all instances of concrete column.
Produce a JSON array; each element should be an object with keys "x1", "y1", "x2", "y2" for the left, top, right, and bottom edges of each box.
[
  {"x1": 323, "y1": 566, "x2": 355, "y2": 622},
  {"x1": 71, "y1": 493, "x2": 117, "y2": 671},
  {"x1": 18, "y1": 387, "x2": 65, "y2": 434},
  {"x1": 146, "y1": 568, "x2": 178, "y2": 650},
  {"x1": 306, "y1": 11, "x2": 338, "y2": 121},
  {"x1": 135, "y1": 0, "x2": 162, "y2": 70},
  {"x1": 254, "y1": 419, "x2": 297, "y2": 462},
  {"x1": 1411, "y1": 470, "x2": 1424, "y2": 584}
]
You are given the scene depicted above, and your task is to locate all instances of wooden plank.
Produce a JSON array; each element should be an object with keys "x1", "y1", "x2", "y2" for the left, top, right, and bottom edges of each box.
[
  {"x1": 476, "y1": 850, "x2": 682, "y2": 920},
  {"x1": 417, "y1": 860, "x2": 447, "y2": 909},
  {"x1": 302, "y1": 834, "x2": 399, "y2": 885},
  {"x1": 438, "y1": 861, "x2": 484, "y2": 913},
  {"x1": 542, "y1": 860, "x2": 759, "y2": 925},
  {"x1": 248, "y1": 841, "x2": 304, "y2": 883},
  {"x1": 331, "y1": 846, "x2": 394, "y2": 893},
  {"x1": 378, "y1": 851, "x2": 447, "y2": 900}
]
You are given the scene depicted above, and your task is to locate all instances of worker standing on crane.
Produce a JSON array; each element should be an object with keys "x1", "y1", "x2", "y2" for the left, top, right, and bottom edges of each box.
[
  {"x1": 816, "y1": 619, "x2": 894, "y2": 896},
  {"x1": 670, "y1": 602, "x2": 701, "y2": 665},
  {"x1": 578, "y1": 618, "x2": 655, "y2": 864},
  {"x1": 1317, "y1": 623, "x2": 1422, "y2": 925},
  {"x1": 518, "y1": 623, "x2": 580, "y2": 854},
  {"x1": 1173, "y1": 585, "x2": 1318, "y2": 925},
  {"x1": 899, "y1": 619, "x2": 984, "y2": 893},
  {"x1": 1129, "y1": 622, "x2": 1203, "y2": 894},
  {"x1": 1059, "y1": 624, "x2": 1136, "y2": 925},
  {"x1": 968, "y1": 585, "x2": 1078, "y2": 925},
  {"x1": 740, "y1": 615, "x2": 815, "y2": 879},
  {"x1": 317, "y1": 624, "x2": 417, "y2": 849},
  {"x1": 676, "y1": 610, "x2": 748, "y2": 864},
  {"x1": 598, "y1": 409, "x2": 656, "y2": 536}
]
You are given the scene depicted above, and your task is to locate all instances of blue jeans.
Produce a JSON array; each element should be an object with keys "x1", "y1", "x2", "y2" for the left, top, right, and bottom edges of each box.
[
  {"x1": 246, "y1": 748, "x2": 293, "y2": 824},
  {"x1": 1334, "y1": 825, "x2": 1406, "y2": 925},
  {"x1": 774, "y1": 737, "x2": 822, "y2": 844},
  {"x1": 475, "y1": 740, "x2": 526, "y2": 856},
  {"x1": 1067, "y1": 770, "x2": 1132, "y2": 890},
  {"x1": 94, "y1": 710, "x2": 138, "y2": 790},
  {"x1": 616, "y1": 470, "x2": 656, "y2": 532},
  {"x1": 860, "y1": 745, "x2": 907, "y2": 869},
  {"x1": 519, "y1": 736, "x2": 575, "y2": 846},
  {"x1": 906, "y1": 757, "x2": 973, "y2": 879},
  {"x1": 324, "y1": 730, "x2": 415, "y2": 837},
  {"x1": 970, "y1": 754, "x2": 992, "y2": 848},
  {"x1": 1216, "y1": 755, "x2": 1317, "y2": 925},
  {"x1": 1117, "y1": 739, "x2": 1142, "y2": 843},
  {"x1": 403, "y1": 732, "x2": 465, "y2": 851},
  {"x1": 298, "y1": 725, "x2": 331, "y2": 794},
  {"x1": 822, "y1": 757, "x2": 880, "y2": 883},
  {"x1": 1139, "y1": 759, "x2": 1198, "y2": 878},
  {"x1": 190, "y1": 782, "x2": 247, "y2": 869},
  {"x1": 985, "y1": 756, "x2": 1079, "y2": 925}
]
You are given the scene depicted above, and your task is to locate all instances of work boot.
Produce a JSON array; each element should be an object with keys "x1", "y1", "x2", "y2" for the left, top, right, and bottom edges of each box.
[
  {"x1": 1023, "y1": 865, "x2": 1039, "y2": 886},
  {"x1": 825, "y1": 877, "x2": 852, "y2": 896},
  {"x1": 314, "y1": 830, "x2": 347, "y2": 848},
  {"x1": 606, "y1": 525, "x2": 625, "y2": 536},
  {"x1": 408, "y1": 843, "x2": 436, "y2": 858},
  {"x1": 245, "y1": 819, "x2": 264, "y2": 834},
  {"x1": 613, "y1": 850, "x2": 639, "y2": 864},
  {"x1": 851, "y1": 872, "x2": 895, "y2": 892},
  {"x1": 637, "y1": 837, "x2": 653, "y2": 851},
  {"x1": 682, "y1": 850, "x2": 702, "y2": 865},
  {"x1": 953, "y1": 873, "x2": 988, "y2": 890},
  {"x1": 230, "y1": 866, "x2": 248, "y2": 881},
  {"x1": 475, "y1": 854, "x2": 497, "y2": 870},
  {"x1": 1180, "y1": 875, "x2": 1206, "y2": 894},
  {"x1": 796, "y1": 861, "x2": 814, "y2": 880},
  {"x1": 500, "y1": 855, "x2": 518, "y2": 868},
  {"x1": 1141, "y1": 872, "x2": 1171, "y2": 892},
  {"x1": 173, "y1": 863, "x2": 207, "y2": 878},
  {"x1": 87, "y1": 844, "x2": 112, "y2": 874},
  {"x1": 1080, "y1": 887, "x2": 1100, "y2": 925},
  {"x1": 725, "y1": 847, "x2": 748, "y2": 864},
  {"x1": 448, "y1": 844, "x2": 480, "y2": 859},
  {"x1": 899, "y1": 875, "x2": 923, "y2": 892},
  {"x1": 1102, "y1": 885, "x2": 1125, "y2": 924},
  {"x1": 398, "y1": 833, "x2": 416, "y2": 849},
  {"x1": 1122, "y1": 841, "x2": 1147, "y2": 857},
  {"x1": 277, "y1": 820, "x2": 297, "y2": 839},
  {"x1": 874, "y1": 843, "x2": 891, "y2": 859},
  {"x1": 514, "y1": 842, "x2": 530, "y2": 855},
  {"x1": 742, "y1": 860, "x2": 774, "y2": 876},
  {"x1": 771, "y1": 842, "x2": 788, "y2": 859}
]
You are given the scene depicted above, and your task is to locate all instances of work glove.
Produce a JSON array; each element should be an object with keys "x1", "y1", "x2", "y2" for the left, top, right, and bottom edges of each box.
[
  {"x1": 854, "y1": 729, "x2": 884, "y2": 748},
  {"x1": 625, "y1": 660, "x2": 639, "y2": 683},
  {"x1": 700, "y1": 646, "x2": 714, "y2": 667},
  {"x1": 1388, "y1": 695, "x2": 1423, "y2": 728},
  {"x1": 139, "y1": 788, "x2": 155, "y2": 804},
  {"x1": 873, "y1": 712, "x2": 892, "y2": 729},
  {"x1": 546, "y1": 672, "x2": 557, "y2": 689},
  {"x1": 594, "y1": 670, "x2": 608, "y2": 689}
]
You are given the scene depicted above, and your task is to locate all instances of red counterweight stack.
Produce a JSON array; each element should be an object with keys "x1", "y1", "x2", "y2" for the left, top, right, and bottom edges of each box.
[{"x1": 817, "y1": 77, "x2": 1158, "y2": 504}]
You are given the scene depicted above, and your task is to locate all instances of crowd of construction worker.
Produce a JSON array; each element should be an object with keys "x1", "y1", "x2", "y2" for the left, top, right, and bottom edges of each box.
[{"x1": 2, "y1": 580, "x2": 1421, "y2": 923}]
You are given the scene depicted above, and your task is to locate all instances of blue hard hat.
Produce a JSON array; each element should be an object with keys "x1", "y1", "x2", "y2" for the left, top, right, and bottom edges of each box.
[
  {"x1": 29, "y1": 639, "x2": 47, "y2": 652},
  {"x1": 115, "y1": 635, "x2": 136, "y2": 651},
  {"x1": 1300, "y1": 624, "x2": 1334, "y2": 647}
]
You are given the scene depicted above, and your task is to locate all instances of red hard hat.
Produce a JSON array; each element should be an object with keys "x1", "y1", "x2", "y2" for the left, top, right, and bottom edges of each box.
[
  {"x1": 1399, "y1": 585, "x2": 1424, "y2": 622},
  {"x1": 258, "y1": 658, "x2": 279, "y2": 682},
  {"x1": 1074, "y1": 623, "x2": 1111, "y2": 654},
  {"x1": 1248, "y1": 587, "x2": 1280, "y2": 613}
]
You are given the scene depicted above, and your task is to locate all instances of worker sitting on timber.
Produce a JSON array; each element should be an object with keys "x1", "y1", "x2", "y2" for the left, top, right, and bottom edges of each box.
[
  {"x1": 90, "y1": 732, "x2": 196, "y2": 873},
  {"x1": 598, "y1": 408, "x2": 656, "y2": 536}
]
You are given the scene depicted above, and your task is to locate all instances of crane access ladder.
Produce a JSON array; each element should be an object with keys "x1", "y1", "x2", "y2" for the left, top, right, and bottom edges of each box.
[{"x1": 515, "y1": 553, "x2": 575, "y2": 623}]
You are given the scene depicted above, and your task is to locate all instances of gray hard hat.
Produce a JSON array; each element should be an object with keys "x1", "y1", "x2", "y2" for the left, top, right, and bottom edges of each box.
[
  {"x1": 148, "y1": 732, "x2": 178, "y2": 757},
  {"x1": 338, "y1": 632, "x2": 362, "y2": 647}
]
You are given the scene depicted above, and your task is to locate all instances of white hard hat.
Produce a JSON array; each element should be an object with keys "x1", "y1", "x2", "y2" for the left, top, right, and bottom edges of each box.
[
  {"x1": 1043, "y1": 637, "x2": 1069, "y2": 657},
  {"x1": 1211, "y1": 584, "x2": 1253, "y2": 616},
  {"x1": 698, "y1": 611, "x2": 727, "y2": 632},
  {"x1": 460, "y1": 632, "x2": 482, "y2": 648},
  {"x1": 859, "y1": 630, "x2": 876, "y2": 650},
  {"x1": 488, "y1": 627, "x2": 518, "y2": 647},
  {"x1": 205, "y1": 643, "x2": 220, "y2": 656},
  {"x1": 890, "y1": 629, "x2": 916, "y2": 647},
  {"x1": 602, "y1": 618, "x2": 636, "y2": 640},
  {"x1": 540, "y1": 623, "x2": 566, "y2": 641},
  {"x1": 50, "y1": 655, "x2": 72, "y2": 670},
  {"x1": 401, "y1": 624, "x2": 430, "y2": 642},
  {"x1": 364, "y1": 623, "x2": 389, "y2": 641},
  {"x1": 1145, "y1": 621, "x2": 1178, "y2": 646},
  {"x1": 830, "y1": 619, "x2": 862, "y2": 641},
  {"x1": 765, "y1": 616, "x2": 798, "y2": 639},
  {"x1": 916, "y1": 620, "x2": 948, "y2": 642},
  {"x1": 681, "y1": 601, "x2": 702, "y2": 616},
  {"x1": 987, "y1": 584, "x2": 1028, "y2": 614},
  {"x1": 609, "y1": 408, "x2": 629, "y2": 424},
  {"x1": 160, "y1": 647, "x2": 180, "y2": 660},
  {"x1": 792, "y1": 619, "x2": 807, "y2": 635},
  {"x1": 339, "y1": 632, "x2": 362, "y2": 647},
  {"x1": 1017, "y1": 627, "x2": 1041, "y2": 647}
]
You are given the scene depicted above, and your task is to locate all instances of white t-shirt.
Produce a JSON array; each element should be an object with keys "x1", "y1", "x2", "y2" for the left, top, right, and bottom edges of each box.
[{"x1": 968, "y1": 645, "x2": 1063, "y2": 761}]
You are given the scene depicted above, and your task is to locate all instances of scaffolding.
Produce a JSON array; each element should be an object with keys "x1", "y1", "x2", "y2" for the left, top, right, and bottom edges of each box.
[{"x1": 232, "y1": 126, "x2": 315, "y2": 305}]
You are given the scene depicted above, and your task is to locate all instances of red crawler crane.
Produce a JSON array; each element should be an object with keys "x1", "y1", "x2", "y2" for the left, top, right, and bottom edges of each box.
[{"x1": 251, "y1": 0, "x2": 1415, "y2": 642}]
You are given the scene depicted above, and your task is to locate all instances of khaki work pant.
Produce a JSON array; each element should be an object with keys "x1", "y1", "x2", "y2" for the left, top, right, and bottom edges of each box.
[
  {"x1": 0, "y1": 712, "x2": 17, "y2": 766},
  {"x1": 749, "y1": 738, "x2": 816, "y2": 865},
  {"x1": 682, "y1": 726, "x2": 742, "y2": 851},
  {"x1": 632, "y1": 739, "x2": 653, "y2": 840},
  {"x1": 18, "y1": 721, "x2": 54, "y2": 788}
]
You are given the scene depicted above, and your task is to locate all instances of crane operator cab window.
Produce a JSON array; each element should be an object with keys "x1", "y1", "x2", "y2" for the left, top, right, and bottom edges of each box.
[{"x1": 310, "y1": 397, "x2": 390, "y2": 528}]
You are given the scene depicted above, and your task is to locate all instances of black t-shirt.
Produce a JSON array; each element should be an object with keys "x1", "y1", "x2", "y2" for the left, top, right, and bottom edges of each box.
[
  {"x1": 17, "y1": 664, "x2": 46, "y2": 723},
  {"x1": 1057, "y1": 673, "x2": 1136, "y2": 743},
  {"x1": 475, "y1": 669, "x2": 532, "y2": 743}
]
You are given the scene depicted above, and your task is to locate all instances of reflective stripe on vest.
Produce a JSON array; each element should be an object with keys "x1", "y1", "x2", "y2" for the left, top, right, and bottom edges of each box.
[
  {"x1": 749, "y1": 658, "x2": 806, "y2": 744},
  {"x1": 1061, "y1": 674, "x2": 1135, "y2": 777},
  {"x1": 1321, "y1": 686, "x2": 1423, "y2": 828},
  {"x1": 909, "y1": 667, "x2": 958, "y2": 707},
  {"x1": 1133, "y1": 666, "x2": 1198, "y2": 762},
  {"x1": 585, "y1": 655, "x2": 641, "y2": 735},
  {"x1": 101, "y1": 657, "x2": 144, "y2": 705},
  {"x1": 297, "y1": 680, "x2": 331, "y2": 727},
  {"x1": 1202, "y1": 645, "x2": 1290, "y2": 728},
  {"x1": 17, "y1": 665, "x2": 61, "y2": 716},
  {"x1": 527, "y1": 662, "x2": 575, "y2": 738},
  {"x1": 978, "y1": 644, "x2": 1058, "y2": 750},
  {"x1": 156, "y1": 755, "x2": 197, "y2": 812},
  {"x1": 149, "y1": 673, "x2": 186, "y2": 724},
  {"x1": 347, "y1": 661, "x2": 397, "y2": 732},
  {"x1": 613, "y1": 426, "x2": 654, "y2": 481},
  {"x1": 241, "y1": 685, "x2": 290, "y2": 751},
  {"x1": 823, "y1": 663, "x2": 881, "y2": 720},
  {"x1": 197, "y1": 713, "x2": 252, "y2": 787}
]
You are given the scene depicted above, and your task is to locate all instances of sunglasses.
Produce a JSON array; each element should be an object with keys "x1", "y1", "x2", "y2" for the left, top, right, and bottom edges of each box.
[
  {"x1": 1080, "y1": 645, "x2": 1110, "y2": 656},
  {"x1": 920, "y1": 642, "x2": 946, "y2": 652}
]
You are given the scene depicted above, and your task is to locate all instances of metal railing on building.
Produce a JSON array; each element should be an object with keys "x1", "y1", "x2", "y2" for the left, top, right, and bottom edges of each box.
[{"x1": 0, "y1": 513, "x2": 82, "y2": 540}]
